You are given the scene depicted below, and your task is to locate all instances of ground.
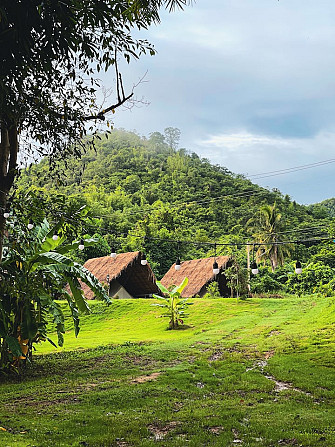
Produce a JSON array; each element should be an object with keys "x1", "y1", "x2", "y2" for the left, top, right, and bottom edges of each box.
[{"x1": 0, "y1": 295, "x2": 334, "y2": 446}]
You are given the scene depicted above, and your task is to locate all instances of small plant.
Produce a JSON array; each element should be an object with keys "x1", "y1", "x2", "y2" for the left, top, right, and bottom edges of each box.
[
  {"x1": 153, "y1": 278, "x2": 192, "y2": 329},
  {"x1": 204, "y1": 281, "x2": 220, "y2": 299}
]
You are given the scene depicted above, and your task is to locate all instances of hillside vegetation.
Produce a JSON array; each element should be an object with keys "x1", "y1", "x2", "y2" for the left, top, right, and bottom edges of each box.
[
  {"x1": 17, "y1": 129, "x2": 333, "y2": 283},
  {"x1": 309, "y1": 197, "x2": 335, "y2": 218}
]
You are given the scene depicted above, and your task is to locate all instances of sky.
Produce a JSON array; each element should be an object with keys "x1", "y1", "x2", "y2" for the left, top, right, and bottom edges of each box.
[{"x1": 102, "y1": 0, "x2": 335, "y2": 205}]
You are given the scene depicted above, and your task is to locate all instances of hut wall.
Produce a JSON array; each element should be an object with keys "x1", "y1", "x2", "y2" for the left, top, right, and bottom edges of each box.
[
  {"x1": 199, "y1": 274, "x2": 230, "y2": 298},
  {"x1": 217, "y1": 273, "x2": 230, "y2": 297},
  {"x1": 109, "y1": 280, "x2": 133, "y2": 299}
]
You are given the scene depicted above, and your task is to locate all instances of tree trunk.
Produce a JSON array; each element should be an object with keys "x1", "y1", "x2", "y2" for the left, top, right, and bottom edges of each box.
[
  {"x1": 0, "y1": 338, "x2": 10, "y2": 370},
  {"x1": 0, "y1": 122, "x2": 18, "y2": 263},
  {"x1": 236, "y1": 274, "x2": 239, "y2": 299}
]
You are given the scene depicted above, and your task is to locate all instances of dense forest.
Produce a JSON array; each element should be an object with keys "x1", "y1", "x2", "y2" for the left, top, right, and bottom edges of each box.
[
  {"x1": 16, "y1": 128, "x2": 335, "y2": 295},
  {"x1": 309, "y1": 197, "x2": 335, "y2": 218}
]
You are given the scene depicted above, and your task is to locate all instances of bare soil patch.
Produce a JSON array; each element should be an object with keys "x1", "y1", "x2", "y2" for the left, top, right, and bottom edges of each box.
[
  {"x1": 148, "y1": 421, "x2": 181, "y2": 440},
  {"x1": 209, "y1": 426, "x2": 225, "y2": 435},
  {"x1": 132, "y1": 372, "x2": 161, "y2": 383}
]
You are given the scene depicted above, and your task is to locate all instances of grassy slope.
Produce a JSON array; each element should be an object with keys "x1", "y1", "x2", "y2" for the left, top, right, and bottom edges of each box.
[{"x1": 1, "y1": 296, "x2": 335, "y2": 447}]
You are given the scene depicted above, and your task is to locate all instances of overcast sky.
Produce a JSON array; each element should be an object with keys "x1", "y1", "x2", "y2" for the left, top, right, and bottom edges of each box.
[{"x1": 102, "y1": 0, "x2": 335, "y2": 205}]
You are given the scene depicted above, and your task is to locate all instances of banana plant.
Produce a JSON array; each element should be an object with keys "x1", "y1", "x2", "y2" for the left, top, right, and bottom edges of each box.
[
  {"x1": 152, "y1": 277, "x2": 191, "y2": 329},
  {"x1": 0, "y1": 218, "x2": 111, "y2": 371}
]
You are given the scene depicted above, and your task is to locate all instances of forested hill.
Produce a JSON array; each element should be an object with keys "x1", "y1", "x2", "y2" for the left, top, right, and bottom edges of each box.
[
  {"x1": 18, "y1": 129, "x2": 329, "y2": 275},
  {"x1": 309, "y1": 198, "x2": 335, "y2": 218}
]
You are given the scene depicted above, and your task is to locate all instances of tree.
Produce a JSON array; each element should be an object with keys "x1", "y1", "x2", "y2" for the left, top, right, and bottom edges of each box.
[
  {"x1": 0, "y1": 0, "x2": 190, "y2": 261},
  {"x1": 164, "y1": 127, "x2": 181, "y2": 152},
  {"x1": 248, "y1": 203, "x2": 292, "y2": 272},
  {"x1": 0, "y1": 218, "x2": 110, "y2": 372},
  {"x1": 225, "y1": 258, "x2": 249, "y2": 298}
]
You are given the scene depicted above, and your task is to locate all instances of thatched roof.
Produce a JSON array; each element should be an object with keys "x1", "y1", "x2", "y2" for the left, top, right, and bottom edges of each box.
[
  {"x1": 81, "y1": 251, "x2": 159, "y2": 299},
  {"x1": 160, "y1": 255, "x2": 231, "y2": 297}
]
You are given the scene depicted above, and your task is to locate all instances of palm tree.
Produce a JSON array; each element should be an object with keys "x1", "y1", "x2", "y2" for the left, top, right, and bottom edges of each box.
[{"x1": 248, "y1": 203, "x2": 292, "y2": 272}]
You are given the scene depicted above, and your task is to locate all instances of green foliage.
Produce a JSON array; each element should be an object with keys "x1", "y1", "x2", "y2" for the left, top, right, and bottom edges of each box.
[
  {"x1": 203, "y1": 281, "x2": 221, "y2": 299},
  {"x1": 309, "y1": 198, "x2": 335, "y2": 218},
  {"x1": 286, "y1": 262, "x2": 335, "y2": 296},
  {"x1": 310, "y1": 241, "x2": 335, "y2": 268},
  {"x1": 17, "y1": 129, "x2": 331, "y2": 278},
  {"x1": 250, "y1": 266, "x2": 286, "y2": 294},
  {"x1": 248, "y1": 203, "x2": 293, "y2": 271},
  {"x1": 0, "y1": 217, "x2": 110, "y2": 372},
  {"x1": 152, "y1": 278, "x2": 192, "y2": 329},
  {"x1": 225, "y1": 258, "x2": 249, "y2": 298}
]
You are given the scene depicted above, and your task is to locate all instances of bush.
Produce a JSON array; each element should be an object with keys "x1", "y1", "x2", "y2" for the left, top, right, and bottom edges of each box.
[
  {"x1": 203, "y1": 281, "x2": 220, "y2": 299},
  {"x1": 250, "y1": 266, "x2": 285, "y2": 294},
  {"x1": 286, "y1": 262, "x2": 335, "y2": 295}
]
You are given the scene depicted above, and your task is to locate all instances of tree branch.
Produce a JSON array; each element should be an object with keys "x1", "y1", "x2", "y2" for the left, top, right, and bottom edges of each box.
[{"x1": 82, "y1": 91, "x2": 134, "y2": 121}]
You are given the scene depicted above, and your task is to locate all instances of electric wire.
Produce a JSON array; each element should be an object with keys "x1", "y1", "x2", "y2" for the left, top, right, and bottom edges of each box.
[
  {"x1": 2, "y1": 158, "x2": 335, "y2": 218},
  {"x1": 61, "y1": 215, "x2": 333, "y2": 250},
  {"x1": 248, "y1": 158, "x2": 335, "y2": 180}
]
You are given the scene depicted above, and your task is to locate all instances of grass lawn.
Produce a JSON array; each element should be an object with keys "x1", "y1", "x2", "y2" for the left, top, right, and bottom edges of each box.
[{"x1": 1, "y1": 295, "x2": 335, "y2": 446}]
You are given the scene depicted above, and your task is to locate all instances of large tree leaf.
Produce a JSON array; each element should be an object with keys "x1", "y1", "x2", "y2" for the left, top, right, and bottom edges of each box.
[
  {"x1": 63, "y1": 291, "x2": 80, "y2": 337},
  {"x1": 32, "y1": 251, "x2": 74, "y2": 270},
  {"x1": 171, "y1": 277, "x2": 188, "y2": 295},
  {"x1": 33, "y1": 218, "x2": 50, "y2": 242},
  {"x1": 152, "y1": 294, "x2": 169, "y2": 302},
  {"x1": 5, "y1": 336, "x2": 22, "y2": 357},
  {"x1": 70, "y1": 263, "x2": 111, "y2": 304},
  {"x1": 56, "y1": 238, "x2": 98, "y2": 255},
  {"x1": 47, "y1": 262, "x2": 110, "y2": 304},
  {"x1": 40, "y1": 235, "x2": 66, "y2": 253},
  {"x1": 40, "y1": 294, "x2": 65, "y2": 345},
  {"x1": 21, "y1": 301, "x2": 38, "y2": 340},
  {"x1": 156, "y1": 281, "x2": 170, "y2": 296},
  {"x1": 68, "y1": 277, "x2": 90, "y2": 314}
]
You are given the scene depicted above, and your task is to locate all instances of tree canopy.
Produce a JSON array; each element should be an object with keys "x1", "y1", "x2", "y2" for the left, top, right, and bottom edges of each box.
[
  {"x1": 0, "y1": 0, "x2": 190, "y2": 260},
  {"x1": 248, "y1": 203, "x2": 293, "y2": 272},
  {"x1": 17, "y1": 129, "x2": 331, "y2": 278}
]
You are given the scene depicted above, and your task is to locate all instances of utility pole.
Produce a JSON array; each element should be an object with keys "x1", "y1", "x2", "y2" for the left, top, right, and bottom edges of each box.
[{"x1": 246, "y1": 243, "x2": 251, "y2": 295}]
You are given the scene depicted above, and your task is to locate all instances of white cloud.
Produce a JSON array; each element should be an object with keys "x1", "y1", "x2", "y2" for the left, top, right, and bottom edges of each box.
[
  {"x1": 106, "y1": 0, "x2": 335, "y2": 203},
  {"x1": 198, "y1": 132, "x2": 291, "y2": 150},
  {"x1": 194, "y1": 131, "x2": 335, "y2": 204}
]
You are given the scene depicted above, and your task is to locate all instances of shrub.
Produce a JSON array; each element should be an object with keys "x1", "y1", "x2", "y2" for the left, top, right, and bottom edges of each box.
[{"x1": 203, "y1": 281, "x2": 220, "y2": 299}]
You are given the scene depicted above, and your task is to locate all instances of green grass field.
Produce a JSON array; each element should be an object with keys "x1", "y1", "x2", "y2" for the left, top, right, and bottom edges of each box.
[{"x1": 1, "y1": 295, "x2": 335, "y2": 446}]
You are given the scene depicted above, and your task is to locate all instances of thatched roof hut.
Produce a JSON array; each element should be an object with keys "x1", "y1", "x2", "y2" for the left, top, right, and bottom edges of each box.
[
  {"x1": 161, "y1": 255, "x2": 232, "y2": 298},
  {"x1": 82, "y1": 251, "x2": 159, "y2": 299}
]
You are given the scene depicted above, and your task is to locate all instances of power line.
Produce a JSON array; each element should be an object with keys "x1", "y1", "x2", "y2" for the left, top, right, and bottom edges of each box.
[
  {"x1": 62, "y1": 215, "x2": 332, "y2": 249},
  {"x1": 248, "y1": 158, "x2": 335, "y2": 180},
  {"x1": 3, "y1": 158, "x2": 334, "y2": 220},
  {"x1": 90, "y1": 157, "x2": 335, "y2": 217},
  {"x1": 113, "y1": 232, "x2": 332, "y2": 249},
  {"x1": 90, "y1": 189, "x2": 270, "y2": 219}
]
